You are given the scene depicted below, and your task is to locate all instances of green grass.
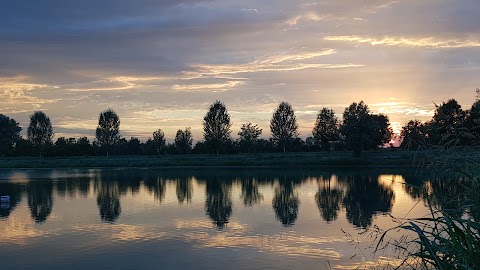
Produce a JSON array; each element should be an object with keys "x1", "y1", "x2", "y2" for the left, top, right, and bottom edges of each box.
[
  {"x1": 374, "y1": 152, "x2": 480, "y2": 270},
  {"x1": 1, "y1": 149, "x2": 479, "y2": 169}
]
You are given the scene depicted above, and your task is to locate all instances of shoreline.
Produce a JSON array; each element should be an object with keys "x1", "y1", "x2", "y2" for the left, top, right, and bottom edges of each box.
[{"x1": 1, "y1": 150, "x2": 476, "y2": 169}]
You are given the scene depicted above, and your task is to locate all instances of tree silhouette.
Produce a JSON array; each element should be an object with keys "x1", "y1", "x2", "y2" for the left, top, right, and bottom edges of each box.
[
  {"x1": 27, "y1": 111, "x2": 54, "y2": 155},
  {"x1": 342, "y1": 175, "x2": 394, "y2": 228},
  {"x1": 430, "y1": 99, "x2": 469, "y2": 147},
  {"x1": 176, "y1": 177, "x2": 193, "y2": 204},
  {"x1": 341, "y1": 101, "x2": 384, "y2": 157},
  {"x1": 270, "y1": 102, "x2": 299, "y2": 152},
  {"x1": 144, "y1": 176, "x2": 167, "y2": 204},
  {"x1": 152, "y1": 129, "x2": 166, "y2": 154},
  {"x1": 312, "y1": 108, "x2": 339, "y2": 151},
  {"x1": 272, "y1": 179, "x2": 299, "y2": 226},
  {"x1": 203, "y1": 101, "x2": 232, "y2": 155},
  {"x1": 371, "y1": 114, "x2": 393, "y2": 148},
  {"x1": 175, "y1": 127, "x2": 193, "y2": 155},
  {"x1": 468, "y1": 96, "x2": 480, "y2": 145},
  {"x1": 240, "y1": 177, "x2": 263, "y2": 206},
  {"x1": 0, "y1": 114, "x2": 21, "y2": 156},
  {"x1": 95, "y1": 108, "x2": 120, "y2": 156},
  {"x1": 96, "y1": 179, "x2": 121, "y2": 223},
  {"x1": 238, "y1": 123, "x2": 262, "y2": 153},
  {"x1": 401, "y1": 120, "x2": 428, "y2": 150},
  {"x1": 27, "y1": 180, "x2": 54, "y2": 223},
  {"x1": 205, "y1": 178, "x2": 233, "y2": 229},
  {"x1": 315, "y1": 179, "x2": 343, "y2": 223}
]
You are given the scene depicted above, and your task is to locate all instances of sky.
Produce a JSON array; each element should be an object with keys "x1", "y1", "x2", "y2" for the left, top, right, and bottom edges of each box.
[{"x1": 1, "y1": 0, "x2": 479, "y2": 141}]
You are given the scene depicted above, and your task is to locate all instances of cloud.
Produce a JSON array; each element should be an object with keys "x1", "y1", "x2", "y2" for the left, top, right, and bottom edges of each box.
[
  {"x1": 0, "y1": 75, "x2": 58, "y2": 113},
  {"x1": 324, "y1": 35, "x2": 480, "y2": 49}
]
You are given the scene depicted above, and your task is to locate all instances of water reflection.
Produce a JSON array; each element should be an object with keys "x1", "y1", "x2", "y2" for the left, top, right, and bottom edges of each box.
[
  {"x1": 272, "y1": 178, "x2": 299, "y2": 227},
  {"x1": 27, "y1": 181, "x2": 54, "y2": 223},
  {"x1": 144, "y1": 176, "x2": 167, "y2": 204},
  {"x1": 315, "y1": 176, "x2": 343, "y2": 223},
  {"x1": 176, "y1": 177, "x2": 193, "y2": 204},
  {"x1": 240, "y1": 177, "x2": 263, "y2": 207},
  {"x1": 342, "y1": 175, "x2": 394, "y2": 228},
  {"x1": 204, "y1": 177, "x2": 233, "y2": 229},
  {"x1": 0, "y1": 183, "x2": 22, "y2": 219},
  {"x1": 95, "y1": 173, "x2": 121, "y2": 223},
  {"x1": 0, "y1": 168, "x2": 472, "y2": 229}
]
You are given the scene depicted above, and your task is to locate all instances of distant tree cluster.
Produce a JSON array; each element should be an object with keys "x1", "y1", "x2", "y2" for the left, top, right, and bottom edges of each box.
[
  {"x1": 400, "y1": 90, "x2": 480, "y2": 150},
  {"x1": 1, "y1": 90, "x2": 478, "y2": 157}
]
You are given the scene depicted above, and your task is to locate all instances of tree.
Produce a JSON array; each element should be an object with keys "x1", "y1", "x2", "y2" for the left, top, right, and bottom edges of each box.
[
  {"x1": 203, "y1": 101, "x2": 232, "y2": 154},
  {"x1": 400, "y1": 120, "x2": 427, "y2": 150},
  {"x1": 371, "y1": 114, "x2": 393, "y2": 148},
  {"x1": 340, "y1": 101, "x2": 376, "y2": 157},
  {"x1": 95, "y1": 109, "x2": 120, "y2": 156},
  {"x1": 467, "y1": 90, "x2": 480, "y2": 144},
  {"x1": 312, "y1": 108, "x2": 339, "y2": 151},
  {"x1": 0, "y1": 114, "x2": 21, "y2": 156},
  {"x1": 430, "y1": 99, "x2": 469, "y2": 147},
  {"x1": 270, "y1": 102, "x2": 299, "y2": 152},
  {"x1": 152, "y1": 129, "x2": 166, "y2": 154},
  {"x1": 27, "y1": 111, "x2": 54, "y2": 155},
  {"x1": 238, "y1": 123, "x2": 262, "y2": 152},
  {"x1": 175, "y1": 127, "x2": 193, "y2": 154}
]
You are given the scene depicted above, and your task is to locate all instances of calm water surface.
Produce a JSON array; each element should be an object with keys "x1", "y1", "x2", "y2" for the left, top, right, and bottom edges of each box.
[{"x1": 0, "y1": 167, "x2": 456, "y2": 269}]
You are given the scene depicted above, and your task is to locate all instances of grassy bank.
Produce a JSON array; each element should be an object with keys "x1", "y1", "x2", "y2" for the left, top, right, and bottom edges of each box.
[{"x1": 1, "y1": 149, "x2": 479, "y2": 169}]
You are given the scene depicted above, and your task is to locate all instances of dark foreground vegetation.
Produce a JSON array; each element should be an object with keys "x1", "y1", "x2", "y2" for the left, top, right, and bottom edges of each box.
[{"x1": 1, "y1": 90, "x2": 479, "y2": 159}]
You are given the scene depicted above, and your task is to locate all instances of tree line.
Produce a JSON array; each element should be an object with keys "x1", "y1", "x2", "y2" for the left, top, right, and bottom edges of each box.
[{"x1": 0, "y1": 90, "x2": 479, "y2": 157}]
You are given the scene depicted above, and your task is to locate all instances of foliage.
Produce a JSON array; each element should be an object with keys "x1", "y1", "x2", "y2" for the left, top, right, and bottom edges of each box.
[
  {"x1": 27, "y1": 111, "x2": 54, "y2": 155},
  {"x1": 203, "y1": 101, "x2": 232, "y2": 154},
  {"x1": 175, "y1": 127, "x2": 193, "y2": 154},
  {"x1": 312, "y1": 108, "x2": 339, "y2": 151},
  {"x1": 270, "y1": 102, "x2": 299, "y2": 152},
  {"x1": 401, "y1": 120, "x2": 428, "y2": 150},
  {"x1": 341, "y1": 101, "x2": 379, "y2": 156},
  {"x1": 152, "y1": 129, "x2": 166, "y2": 154},
  {"x1": 238, "y1": 122, "x2": 262, "y2": 153},
  {"x1": 0, "y1": 114, "x2": 21, "y2": 156},
  {"x1": 95, "y1": 109, "x2": 120, "y2": 154}
]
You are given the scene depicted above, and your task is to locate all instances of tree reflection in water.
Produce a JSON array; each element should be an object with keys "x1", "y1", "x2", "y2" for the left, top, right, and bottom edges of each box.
[
  {"x1": 315, "y1": 176, "x2": 343, "y2": 223},
  {"x1": 176, "y1": 177, "x2": 193, "y2": 204},
  {"x1": 342, "y1": 175, "x2": 394, "y2": 228},
  {"x1": 240, "y1": 177, "x2": 263, "y2": 207},
  {"x1": 272, "y1": 179, "x2": 299, "y2": 227},
  {"x1": 205, "y1": 177, "x2": 233, "y2": 229},
  {"x1": 27, "y1": 180, "x2": 54, "y2": 223},
  {"x1": 0, "y1": 183, "x2": 22, "y2": 219},
  {"x1": 95, "y1": 173, "x2": 121, "y2": 223},
  {"x1": 144, "y1": 176, "x2": 167, "y2": 204}
]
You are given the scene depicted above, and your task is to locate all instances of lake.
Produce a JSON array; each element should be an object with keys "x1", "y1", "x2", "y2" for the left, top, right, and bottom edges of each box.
[{"x1": 0, "y1": 167, "x2": 462, "y2": 269}]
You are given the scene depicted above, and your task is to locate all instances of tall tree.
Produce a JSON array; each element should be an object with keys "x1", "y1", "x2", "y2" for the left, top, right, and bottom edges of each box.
[
  {"x1": 0, "y1": 114, "x2": 21, "y2": 156},
  {"x1": 95, "y1": 109, "x2": 120, "y2": 156},
  {"x1": 341, "y1": 101, "x2": 387, "y2": 157},
  {"x1": 203, "y1": 101, "x2": 232, "y2": 154},
  {"x1": 270, "y1": 102, "x2": 299, "y2": 152},
  {"x1": 401, "y1": 120, "x2": 427, "y2": 150},
  {"x1": 467, "y1": 90, "x2": 480, "y2": 145},
  {"x1": 312, "y1": 108, "x2": 339, "y2": 151},
  {"x1": 152, "y1": 129, "x2": 166, "y2": 154},
  {"x1": 430, "y1": 99, "x2": 468, "y2": 147},
  {"x1": 371, "y1": 114, "x2": 393, "y2": 148},
  {"x1": 238, "y1": 122, "x2": 262, "y2": 152},
  {"x1": 27, "y1": 111, "x2": 54, "y2": 155},
  {"x1": 175, "y1": 127, "x2": 193, "y2": 155}
]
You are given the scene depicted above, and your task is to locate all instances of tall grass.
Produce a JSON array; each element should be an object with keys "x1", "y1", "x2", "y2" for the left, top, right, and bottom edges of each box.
[{"x1": 376, "y1": 152, "x2": 480, "y2": 269}]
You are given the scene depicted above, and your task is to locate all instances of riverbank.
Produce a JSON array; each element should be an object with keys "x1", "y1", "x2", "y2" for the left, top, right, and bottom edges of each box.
[{"x1": 1, "y1": 149, "x2": 478, "y2": 169}]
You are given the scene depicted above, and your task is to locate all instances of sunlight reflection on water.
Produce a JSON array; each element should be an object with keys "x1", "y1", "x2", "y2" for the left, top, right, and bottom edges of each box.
[{"x1": 0, "y1": 167, "x2": 445, "y2": 269}]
